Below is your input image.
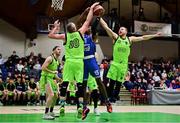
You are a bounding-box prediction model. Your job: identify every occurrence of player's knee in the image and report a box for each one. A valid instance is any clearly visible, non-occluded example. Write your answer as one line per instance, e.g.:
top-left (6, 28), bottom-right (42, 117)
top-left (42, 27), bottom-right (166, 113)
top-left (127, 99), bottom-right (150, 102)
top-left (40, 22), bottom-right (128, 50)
top-left (91, 89), bottom-right (99, 99)
top-left (49, 92), bottom-right (54, 97)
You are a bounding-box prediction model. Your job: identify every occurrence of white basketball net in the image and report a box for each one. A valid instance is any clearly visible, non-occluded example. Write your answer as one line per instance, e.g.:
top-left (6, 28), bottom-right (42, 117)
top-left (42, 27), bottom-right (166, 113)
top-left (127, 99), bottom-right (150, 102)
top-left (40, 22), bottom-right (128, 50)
top-left (51, 0), bottom-right (64, 11)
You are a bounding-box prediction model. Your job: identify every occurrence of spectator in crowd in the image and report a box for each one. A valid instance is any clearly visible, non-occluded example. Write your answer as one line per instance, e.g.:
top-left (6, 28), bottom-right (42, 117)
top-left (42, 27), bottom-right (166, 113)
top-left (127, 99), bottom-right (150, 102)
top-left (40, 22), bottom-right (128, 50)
top-left (27, 52), bottom-right (35, 61)
top-left (27, 77), bottom-right (39, 105)
top-left (5, 77), bottom-right (17, 104)
top-left (138, 8), bottom-right (146, 21)
top-left (15, 76), bottom-right (27, 104)
top-left (8, 51), bottom-right (19, 64)
top-left (37, 53), bottom-right (45, 65)
top-left (33, 60), bottom-right (42, 80)
top-left (123, 71), bottom-right (134, 91)
top-left (23, 62), bottom-right (30, 75)
top-left (0, 54), bottom-right (5, 67)
top-left (162, 12), bottom-right (171, 23)
top-left (16, 59), bottom-right (24, 72)
top-left (160, 79), bottom-right (168, 90)
top-left (0, 77), bottom-right (6, 104)
top-left (152, 72), bottom-right (161, 87)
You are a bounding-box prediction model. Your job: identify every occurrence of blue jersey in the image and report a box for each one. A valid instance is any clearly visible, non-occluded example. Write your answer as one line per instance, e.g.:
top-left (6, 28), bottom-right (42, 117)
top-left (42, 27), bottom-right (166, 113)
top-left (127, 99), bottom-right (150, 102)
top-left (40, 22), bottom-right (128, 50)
top-left (84, 34), bottom-right (96, 56)
top-left (83, 34), bottom-right (100, 80)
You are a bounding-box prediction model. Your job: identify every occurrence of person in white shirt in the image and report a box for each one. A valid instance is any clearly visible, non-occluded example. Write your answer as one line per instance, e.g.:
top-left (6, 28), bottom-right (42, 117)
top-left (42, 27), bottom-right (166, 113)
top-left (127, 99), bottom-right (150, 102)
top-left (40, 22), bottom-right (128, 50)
top-left (153, 72), bottom-right (161, 87)
top-left (0, 54), bottom-right (5, 66)
top-left (16, 60), bottom-right (24, 72)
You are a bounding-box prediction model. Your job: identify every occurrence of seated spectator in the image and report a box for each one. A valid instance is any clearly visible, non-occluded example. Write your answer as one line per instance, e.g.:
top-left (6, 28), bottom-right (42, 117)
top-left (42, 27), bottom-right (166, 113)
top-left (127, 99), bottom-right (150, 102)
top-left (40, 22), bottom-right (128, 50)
top-left (15, 76), bottom-right (27, 104)
top-left (123, 71), bottom-right (135, 91)
top-left (0, 53), bottom-right (5, 67)
top-left (5, 77), bottom-right (17, 104)
top-left (169, 80), bottom-right (177, 89)
top-left (8, 51), bottom-right (19, 64)
top-left (152, 72), bottom-right (161, 87)
top-left (161, 70), bottom-right (167, 80)
top-left (37, 53), bottom-right (45, 65)
top-left (16, 59), bottom-right (24, 72)
top-left (160, 80), bottom-right (168, 90)
top-left (33, 60), bottom-right (42, 80)
top-left (27, 77), bottom-right (40, 105)
top-left (23, 62), bottom-right (30, 75)
top-left (0, 77), bottom-right (7, 104)
top-left (147, 79), bottom-right (155, 90)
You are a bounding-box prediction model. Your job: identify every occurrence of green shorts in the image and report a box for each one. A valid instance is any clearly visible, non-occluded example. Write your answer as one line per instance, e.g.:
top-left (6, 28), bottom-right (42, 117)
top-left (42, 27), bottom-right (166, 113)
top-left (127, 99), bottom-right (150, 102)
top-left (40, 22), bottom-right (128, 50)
top-left (8, 91), bottom-right (13, 96)
top-left (87, 74), bottom-right (98, 91)
top-left (107, 61), bottom-right (128, 82)
top-left (63, 59), bottom-right (84, 83)
top-left (40, 75), bottom-right (58, 93)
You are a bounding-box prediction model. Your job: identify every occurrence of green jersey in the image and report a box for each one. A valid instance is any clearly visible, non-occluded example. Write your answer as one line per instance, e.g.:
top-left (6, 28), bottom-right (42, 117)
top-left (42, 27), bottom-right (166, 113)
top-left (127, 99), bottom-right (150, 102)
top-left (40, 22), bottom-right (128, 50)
top-left (41, 55), bottom-right (59, 77)
top-left (65, 31), bottom-right (84, 59)
top-left (113, 36), bottom-right (131, 64)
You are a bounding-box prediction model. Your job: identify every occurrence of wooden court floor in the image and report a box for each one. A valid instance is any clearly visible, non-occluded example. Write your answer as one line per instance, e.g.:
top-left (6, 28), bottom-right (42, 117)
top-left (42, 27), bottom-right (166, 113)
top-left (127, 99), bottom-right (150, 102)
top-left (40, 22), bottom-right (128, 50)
top-left (0, 105), bottom-right (180, 123)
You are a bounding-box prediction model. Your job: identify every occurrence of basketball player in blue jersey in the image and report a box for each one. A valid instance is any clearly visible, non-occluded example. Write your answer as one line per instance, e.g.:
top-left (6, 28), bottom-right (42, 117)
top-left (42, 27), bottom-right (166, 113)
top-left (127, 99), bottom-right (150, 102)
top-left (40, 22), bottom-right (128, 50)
top-left (76, 10), bottom-right (112, 120)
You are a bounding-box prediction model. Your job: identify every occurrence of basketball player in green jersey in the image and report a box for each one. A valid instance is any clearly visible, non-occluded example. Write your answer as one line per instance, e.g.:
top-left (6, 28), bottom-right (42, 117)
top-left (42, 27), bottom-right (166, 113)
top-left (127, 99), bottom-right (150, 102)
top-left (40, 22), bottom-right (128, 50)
top-left (40, 46), bottom-right (62, 120)
top-left (48, 2), bottom-right (100, 120)
top-left (99, 17), bottom-right (162, 102)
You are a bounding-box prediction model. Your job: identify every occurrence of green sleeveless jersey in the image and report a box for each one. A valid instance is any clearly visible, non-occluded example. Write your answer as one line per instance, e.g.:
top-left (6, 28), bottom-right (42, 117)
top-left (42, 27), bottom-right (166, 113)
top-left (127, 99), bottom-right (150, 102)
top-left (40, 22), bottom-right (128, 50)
top-left (41, 55), bottom-right (59, 77)
top-left (65, 32), bottom-right (84, 59)
top-left (113, 36), bottom-right (131, 64)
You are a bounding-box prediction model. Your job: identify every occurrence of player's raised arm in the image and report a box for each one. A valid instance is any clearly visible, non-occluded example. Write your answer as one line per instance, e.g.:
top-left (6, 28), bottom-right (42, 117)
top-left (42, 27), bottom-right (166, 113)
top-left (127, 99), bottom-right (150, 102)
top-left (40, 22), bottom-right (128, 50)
top-left (129, 32), bottom-right (162, 42)
top-left (76, 7), bottom-right (90, 30)
top-left (99, 18), bottom-right (118, 43)
top-left (79, 2), bottom-right (99, 35)
top-left (48, 20), bottom-right (66, 43)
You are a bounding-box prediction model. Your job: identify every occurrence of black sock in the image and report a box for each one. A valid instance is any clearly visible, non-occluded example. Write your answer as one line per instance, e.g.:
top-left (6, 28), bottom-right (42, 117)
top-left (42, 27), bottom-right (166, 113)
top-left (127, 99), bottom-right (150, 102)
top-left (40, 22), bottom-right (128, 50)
top-left (83, 102), bottom-right (87, 109)
top-left (50, 107), bottom-right (54, 112)
top-left (75, 97), bottom-right (80, 109)
top-left (45, 108), bottom-right (49, 114)
top-left (91, 90), bottom-right (99, 109)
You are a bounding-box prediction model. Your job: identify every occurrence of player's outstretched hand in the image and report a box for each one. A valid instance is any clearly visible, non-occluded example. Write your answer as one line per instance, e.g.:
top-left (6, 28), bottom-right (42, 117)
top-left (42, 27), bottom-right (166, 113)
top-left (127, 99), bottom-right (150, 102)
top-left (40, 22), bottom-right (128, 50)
top-left (90, 2), bottom-right (100, 9)
top-left (155, 32), bottom-right (162, 37)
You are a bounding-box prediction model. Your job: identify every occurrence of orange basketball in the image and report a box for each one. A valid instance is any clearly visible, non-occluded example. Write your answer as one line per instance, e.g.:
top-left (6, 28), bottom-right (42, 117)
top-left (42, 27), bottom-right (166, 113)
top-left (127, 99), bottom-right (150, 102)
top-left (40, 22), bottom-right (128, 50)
top-left (93, 5), bottom-right (105, 16)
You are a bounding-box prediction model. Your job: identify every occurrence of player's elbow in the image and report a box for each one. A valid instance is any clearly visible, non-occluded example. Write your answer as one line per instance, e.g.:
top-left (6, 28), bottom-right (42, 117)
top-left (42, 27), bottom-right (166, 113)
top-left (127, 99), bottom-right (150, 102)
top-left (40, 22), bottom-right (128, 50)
top-left (41, 66), bottom-right (46, 71)
top-left (48, 33), bottom-right (54, 38)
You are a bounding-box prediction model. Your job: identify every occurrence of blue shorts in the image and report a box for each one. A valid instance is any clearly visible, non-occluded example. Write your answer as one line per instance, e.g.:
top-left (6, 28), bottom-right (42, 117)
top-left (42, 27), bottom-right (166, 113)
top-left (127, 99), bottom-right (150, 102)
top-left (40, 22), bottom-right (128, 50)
top-left (84, 57), bottom-right (100, 80)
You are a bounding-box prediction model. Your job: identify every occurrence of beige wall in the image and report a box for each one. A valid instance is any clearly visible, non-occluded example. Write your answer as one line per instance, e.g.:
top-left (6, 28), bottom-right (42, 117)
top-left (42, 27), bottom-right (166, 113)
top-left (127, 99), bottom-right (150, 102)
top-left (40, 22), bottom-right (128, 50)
top-left (25, 34), bottom-right (64, 59)
top-left (0, 19), bottom-right (26, 58)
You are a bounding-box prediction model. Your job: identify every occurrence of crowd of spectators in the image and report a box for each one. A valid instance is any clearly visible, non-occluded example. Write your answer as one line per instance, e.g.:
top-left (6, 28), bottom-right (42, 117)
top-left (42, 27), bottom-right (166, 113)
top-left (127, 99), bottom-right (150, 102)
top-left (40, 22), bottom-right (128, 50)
top-left (100, 57), bottom-right (180, 92)
top-left (0, 51), bottom-right (45, 105)
top-left (100, 57), bottom-right (180, 103)
top-left (0, 51), bottom-right (180, 105)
